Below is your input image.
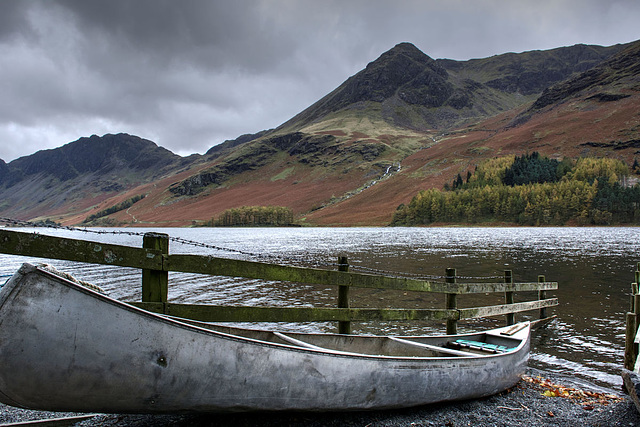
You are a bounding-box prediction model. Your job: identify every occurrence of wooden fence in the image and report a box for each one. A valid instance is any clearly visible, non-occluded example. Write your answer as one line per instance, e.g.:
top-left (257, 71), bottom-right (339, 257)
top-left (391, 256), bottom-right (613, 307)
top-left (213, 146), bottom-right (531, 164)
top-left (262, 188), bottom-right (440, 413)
top-left (623, 263), bottom-right (640, 414)
top-left (625, 263), bottom-right (640, 371)
top-left (0, 229), bottom-right (558, 334)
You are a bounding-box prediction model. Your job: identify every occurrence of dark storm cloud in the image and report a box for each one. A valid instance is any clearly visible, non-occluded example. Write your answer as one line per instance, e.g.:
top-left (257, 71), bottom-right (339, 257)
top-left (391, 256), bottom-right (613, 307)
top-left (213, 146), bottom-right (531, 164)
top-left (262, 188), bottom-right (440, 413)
top-left (1, 0), bottom-right (639, 162)
top-left (57, 1), bottom-right (294, 73)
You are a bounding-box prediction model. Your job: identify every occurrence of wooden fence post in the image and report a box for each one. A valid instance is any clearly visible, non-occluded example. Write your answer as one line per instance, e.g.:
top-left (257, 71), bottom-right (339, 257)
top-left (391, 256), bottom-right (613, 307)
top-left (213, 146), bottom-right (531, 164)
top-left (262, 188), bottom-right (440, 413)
top-left (625, 263), bottom-right (640, 371)
top-left (504, 270), bottom-right (514, 326)
top-left (538, 275), bottom-right (547, 319)
top-left (634, 264), bottom-right (640, 364)
top-left (445, 268), bottom-right (457, 335)
top-left (142, 232), bottom-right (169, 305)
top-left (634, 291), bottom-right (640, 371)
top-left (337, 256), bottom-right (351, 334)
top-left (634, 263), bottom-right (640, 312)
top-left (625, 311), bottom-right (638, 371)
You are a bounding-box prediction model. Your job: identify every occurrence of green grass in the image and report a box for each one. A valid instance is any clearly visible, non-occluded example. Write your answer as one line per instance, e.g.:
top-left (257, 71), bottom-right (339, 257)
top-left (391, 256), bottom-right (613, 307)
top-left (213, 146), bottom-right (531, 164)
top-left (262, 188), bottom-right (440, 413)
top-left (271, 167), bottom-right (295, 181)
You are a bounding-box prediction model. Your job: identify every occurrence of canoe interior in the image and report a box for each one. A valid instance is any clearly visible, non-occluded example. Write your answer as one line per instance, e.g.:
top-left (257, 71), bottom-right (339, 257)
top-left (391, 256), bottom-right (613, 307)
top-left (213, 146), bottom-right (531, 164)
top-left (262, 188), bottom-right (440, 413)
top-left (171, 318), bottom-right (526, 358)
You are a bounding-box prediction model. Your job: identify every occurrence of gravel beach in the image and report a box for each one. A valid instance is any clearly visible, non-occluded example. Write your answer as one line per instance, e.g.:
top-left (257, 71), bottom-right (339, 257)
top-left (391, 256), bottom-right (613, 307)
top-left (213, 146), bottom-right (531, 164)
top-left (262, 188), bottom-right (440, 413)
top-left (1, 369), bottom-right (639, 427)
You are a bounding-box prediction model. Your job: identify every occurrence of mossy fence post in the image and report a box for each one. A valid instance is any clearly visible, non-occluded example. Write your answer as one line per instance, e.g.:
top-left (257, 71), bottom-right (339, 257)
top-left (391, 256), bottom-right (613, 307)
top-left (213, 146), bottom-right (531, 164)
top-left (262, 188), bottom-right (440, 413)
top-left (538, 275), bottom-right (547, 319)
top-left (445, 268), bottom-right (457, 334)
top-left (337, 256), bottom-right (351, 334)
top-left (141, 232), bottom-right (169, 304)
top-left (504, 270), bottom-right (514, 326)
top-left (625, 263), bottom-right (640, 371)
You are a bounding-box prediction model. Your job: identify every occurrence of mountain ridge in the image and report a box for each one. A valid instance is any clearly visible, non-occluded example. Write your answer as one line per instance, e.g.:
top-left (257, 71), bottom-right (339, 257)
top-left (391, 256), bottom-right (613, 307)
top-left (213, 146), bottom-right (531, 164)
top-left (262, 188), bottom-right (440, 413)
top-left (276, 41), bottom-right (627, 135)
top-left (1, 40), bottom-right (639, 226)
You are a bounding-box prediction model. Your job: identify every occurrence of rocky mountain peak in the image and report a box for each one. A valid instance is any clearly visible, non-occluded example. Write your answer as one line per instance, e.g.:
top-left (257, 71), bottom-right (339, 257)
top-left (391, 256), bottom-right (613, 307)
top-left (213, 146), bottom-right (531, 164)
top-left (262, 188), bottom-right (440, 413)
top-left (1, 133), bottom-right (181, 185)
top-left (343, 41), bottom-right (448, 105)
top-left (375, 42), bottom-right (438, 68)
top-left (278, 42), bottom-right (454, 130)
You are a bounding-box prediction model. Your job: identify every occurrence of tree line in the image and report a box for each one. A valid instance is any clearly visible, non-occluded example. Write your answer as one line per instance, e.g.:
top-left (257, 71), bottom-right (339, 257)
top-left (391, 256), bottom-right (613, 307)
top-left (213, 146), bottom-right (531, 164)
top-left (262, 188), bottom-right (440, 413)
top-left (392, 154), bottom-right (640, 226)
top-left (83, 194), bottom-right (146, 224)
top-left (210, 206), bottom-right (295, 227)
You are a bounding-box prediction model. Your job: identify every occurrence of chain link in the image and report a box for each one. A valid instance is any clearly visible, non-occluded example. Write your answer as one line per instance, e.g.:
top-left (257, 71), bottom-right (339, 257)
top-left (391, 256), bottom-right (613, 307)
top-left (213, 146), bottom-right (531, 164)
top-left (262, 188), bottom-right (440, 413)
top-left (0, 217), bottom-right (286, 262)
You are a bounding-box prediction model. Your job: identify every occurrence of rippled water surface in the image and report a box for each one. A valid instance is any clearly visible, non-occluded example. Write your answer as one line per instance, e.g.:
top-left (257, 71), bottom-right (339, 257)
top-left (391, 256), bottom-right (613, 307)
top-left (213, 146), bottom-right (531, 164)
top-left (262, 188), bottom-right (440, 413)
top-left (2, 226), bottom-right (639, 392)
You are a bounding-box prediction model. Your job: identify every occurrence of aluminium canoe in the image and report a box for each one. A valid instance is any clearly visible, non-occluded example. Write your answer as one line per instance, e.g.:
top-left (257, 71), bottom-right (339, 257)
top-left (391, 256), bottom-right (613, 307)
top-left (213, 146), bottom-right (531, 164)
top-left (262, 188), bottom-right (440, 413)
top-left (0, 263), bottom-right (530, 413)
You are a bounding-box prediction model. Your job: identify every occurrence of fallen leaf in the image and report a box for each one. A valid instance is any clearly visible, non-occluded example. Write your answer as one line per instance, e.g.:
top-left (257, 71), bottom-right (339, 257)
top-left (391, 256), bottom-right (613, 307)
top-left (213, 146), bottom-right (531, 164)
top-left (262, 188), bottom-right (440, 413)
top-left (521, 375), bottom-right (624, 406)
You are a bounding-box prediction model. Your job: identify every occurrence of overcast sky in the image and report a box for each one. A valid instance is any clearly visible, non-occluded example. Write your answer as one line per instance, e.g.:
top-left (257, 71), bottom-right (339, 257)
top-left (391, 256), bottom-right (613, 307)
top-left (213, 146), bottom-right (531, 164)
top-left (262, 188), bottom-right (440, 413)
top-left (1, 0), bottom-right (639, 162)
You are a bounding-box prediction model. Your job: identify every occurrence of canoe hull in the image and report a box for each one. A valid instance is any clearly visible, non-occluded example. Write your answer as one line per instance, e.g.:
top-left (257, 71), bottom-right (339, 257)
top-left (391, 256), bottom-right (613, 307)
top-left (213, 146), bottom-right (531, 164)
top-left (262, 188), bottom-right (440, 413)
top-left (0, 264), bottom-right (529, 413)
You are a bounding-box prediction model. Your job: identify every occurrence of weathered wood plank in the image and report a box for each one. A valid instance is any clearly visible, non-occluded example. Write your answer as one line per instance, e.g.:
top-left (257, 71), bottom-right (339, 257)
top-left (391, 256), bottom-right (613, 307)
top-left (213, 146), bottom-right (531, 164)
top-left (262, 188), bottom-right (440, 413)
top-left (626, 312), bottom-right (639, 370)
top-left (0, 229), bottom-right (163, 270)
top-left (165, 254), bottom-right (557, 294)
top-left (165, 254), bottom-right (460, 293)
top-left (504, 270), bottom-right (515, 326)
top-left (455, 282), bottom-right (558, 292)
top-left (538, 275), bottom-right (547, 319)
top-left (141, 233), bottom-right (169, 303)
top-left (337, 256), bottom-right (351, 334)
top-left (458, 298), bottom-right (558, 319)
top-left (445, 268), bottom-right (457, 334)
top-left (129, 302), bottom-right (458, 323)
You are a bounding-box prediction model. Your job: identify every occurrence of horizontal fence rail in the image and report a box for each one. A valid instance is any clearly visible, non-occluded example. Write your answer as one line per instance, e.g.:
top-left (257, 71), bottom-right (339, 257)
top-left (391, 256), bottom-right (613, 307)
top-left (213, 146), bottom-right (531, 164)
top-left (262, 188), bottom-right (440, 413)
top-left (130, 303), bottom-right (459, 323)
top-left (0, 229), bottom-right (558, 333)
top-left (129, 299), bottom-right (558, 324)
top-left (0, 229), bottom-right (164, 270)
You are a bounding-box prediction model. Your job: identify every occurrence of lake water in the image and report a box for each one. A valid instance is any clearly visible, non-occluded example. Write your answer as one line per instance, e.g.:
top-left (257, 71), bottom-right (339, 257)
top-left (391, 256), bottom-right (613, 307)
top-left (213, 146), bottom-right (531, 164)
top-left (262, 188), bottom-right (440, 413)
top-left (2, 226), bottom-right (639, 393)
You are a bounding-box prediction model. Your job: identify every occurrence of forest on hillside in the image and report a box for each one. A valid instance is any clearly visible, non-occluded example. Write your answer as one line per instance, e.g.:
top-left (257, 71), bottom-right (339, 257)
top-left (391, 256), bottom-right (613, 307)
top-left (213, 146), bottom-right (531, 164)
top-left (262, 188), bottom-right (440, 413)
top-left (83, 194), bottom-right (146, 224)
top-left (392, 153), bottom-right (640, 226)
top-left (210, 206), bottom-right (294, 227)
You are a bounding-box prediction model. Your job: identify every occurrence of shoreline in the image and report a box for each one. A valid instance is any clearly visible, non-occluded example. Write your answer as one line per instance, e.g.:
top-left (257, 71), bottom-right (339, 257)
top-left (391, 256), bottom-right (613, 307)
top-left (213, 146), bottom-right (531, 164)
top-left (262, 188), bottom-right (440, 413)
top-left (2, 369), bottom-right (639, 426)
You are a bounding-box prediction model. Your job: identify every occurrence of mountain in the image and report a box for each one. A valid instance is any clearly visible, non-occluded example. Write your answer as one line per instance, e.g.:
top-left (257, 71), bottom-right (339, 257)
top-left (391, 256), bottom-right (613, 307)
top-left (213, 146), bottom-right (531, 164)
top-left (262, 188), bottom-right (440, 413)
top-left (277, 42), bottom-right (625, 133)
top-left (0, 134), bottom-right (185, 221)
top-left (1, 40), bottom-right (639, 226)
top-left (3, 133), bottom-right (180, 185)
top-left (487, 40), bottom-right (640, 155)
top-left (528, 41), bottom-right (640, 113)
